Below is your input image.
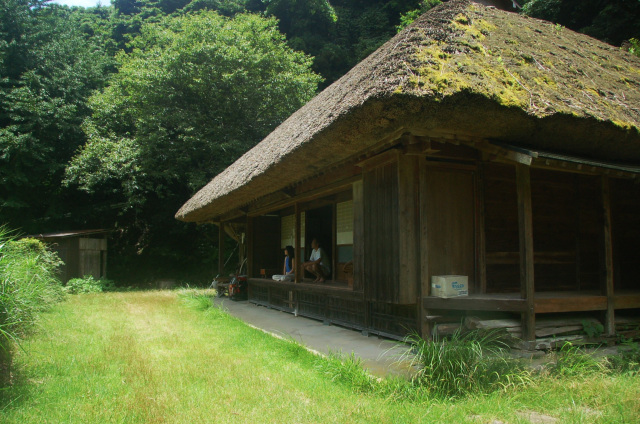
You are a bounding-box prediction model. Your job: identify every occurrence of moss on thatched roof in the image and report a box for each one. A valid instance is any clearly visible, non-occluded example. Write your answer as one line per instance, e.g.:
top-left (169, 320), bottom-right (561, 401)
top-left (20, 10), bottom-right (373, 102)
top-left (177, 0), bottom-right (640, 223)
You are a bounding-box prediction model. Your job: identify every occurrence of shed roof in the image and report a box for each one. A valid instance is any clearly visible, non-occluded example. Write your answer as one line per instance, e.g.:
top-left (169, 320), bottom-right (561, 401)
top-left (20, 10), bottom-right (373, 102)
top-left (177, 0), bottom-right (640, 223)
top-left (29, 229), bottom-right (109, 240)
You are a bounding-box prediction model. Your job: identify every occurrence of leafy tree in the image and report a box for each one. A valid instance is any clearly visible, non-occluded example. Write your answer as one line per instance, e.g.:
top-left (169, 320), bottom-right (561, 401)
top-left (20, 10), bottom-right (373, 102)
top-left (520, 0), bottom-right (640, 46)
top-left (0, 0), bottom-right (112, 231)
top-left (261, 0), bottom-right (423, 87)
top-left (64, 11), bottom-right (321, 279)
top-left (397, 0), bottom-right (441, 31)
top-left (630, 38), bottom-right (640, 57)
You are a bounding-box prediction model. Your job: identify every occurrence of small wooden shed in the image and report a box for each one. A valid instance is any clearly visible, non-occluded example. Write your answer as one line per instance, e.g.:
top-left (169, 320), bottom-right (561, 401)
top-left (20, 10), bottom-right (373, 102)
top-left (176, 1), bottom-right (640, 346)
top-left (33, 229), bottom-right (109, 283)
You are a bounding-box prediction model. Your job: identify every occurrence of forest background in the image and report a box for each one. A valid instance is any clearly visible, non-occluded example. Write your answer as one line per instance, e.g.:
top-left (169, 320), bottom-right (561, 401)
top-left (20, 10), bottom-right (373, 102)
top-left (1, 0), bottom-right (639, 284)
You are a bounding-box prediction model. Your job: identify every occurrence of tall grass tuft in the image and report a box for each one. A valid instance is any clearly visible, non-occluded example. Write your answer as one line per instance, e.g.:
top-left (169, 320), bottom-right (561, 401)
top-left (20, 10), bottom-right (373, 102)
top-left (547, 342), bottom-right (607, 377)
top-left (405, 328), bottom-right (532, 399)
top-left (0, 228), bottom-right (65, 386)
top-left (606, 339), bottom-right (640, 375)
top-left (315, 351), bottom-right (378, 394)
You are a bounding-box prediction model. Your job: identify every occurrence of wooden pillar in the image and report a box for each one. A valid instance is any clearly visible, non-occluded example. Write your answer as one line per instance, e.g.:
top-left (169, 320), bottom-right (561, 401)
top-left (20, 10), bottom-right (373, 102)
top-left (601, 176), bottom-right (615, 336)
top-left (246, 217), bottom-right (254, 278)
top-left (476, 163), bottom-right (487, 294)
top-left (516, 164), bottom-right (535, 342)
top-left (332, 203), bottom-right (337, 281)
top-left (218, 221), bottom-right (225, 276)
top-left (352, 179), bottom-right (368, 333)
top-left (352, 180), bottom-right (364, 292)
top-left (419, 160), bottom-right (432, 338)
top-left (295, 203), bottom-right (301, 284)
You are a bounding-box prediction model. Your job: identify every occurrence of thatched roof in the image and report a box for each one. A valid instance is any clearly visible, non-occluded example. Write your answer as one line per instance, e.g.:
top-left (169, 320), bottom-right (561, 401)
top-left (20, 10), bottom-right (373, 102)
top-left (177, 0), bottom-right (640, 223)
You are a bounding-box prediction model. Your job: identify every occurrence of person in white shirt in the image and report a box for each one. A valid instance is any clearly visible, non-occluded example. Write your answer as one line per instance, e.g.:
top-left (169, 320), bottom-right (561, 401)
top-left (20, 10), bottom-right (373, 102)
top-left (303, 238), bottom-right (330, 283)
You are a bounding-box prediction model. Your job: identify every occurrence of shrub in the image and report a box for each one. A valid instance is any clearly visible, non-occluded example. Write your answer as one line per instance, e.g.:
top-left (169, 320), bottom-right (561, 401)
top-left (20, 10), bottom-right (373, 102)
top-left (64, 275), bottom-right (115, 294)
top-left (405, 328), bottom-right (532, 398)
top-left (0, 229), bottom-right (65, 385)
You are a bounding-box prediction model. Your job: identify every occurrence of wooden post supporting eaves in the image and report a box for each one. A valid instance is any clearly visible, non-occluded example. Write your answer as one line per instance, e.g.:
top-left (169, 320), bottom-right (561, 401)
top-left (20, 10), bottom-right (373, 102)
top-left (247, 217), bottom-right (254, 278)
top-left (419, 160), bottom-right (432, 339)
top-left (476, 163), bottom-right (487, 294)
top-left (295, 203), bottom-right (301, 284)
top-left (218, 221), bottom-right (225, 276)
top-left (516, 164), bottom-right (535, 342)
top-left (601, 176), bottom-right (615, 336)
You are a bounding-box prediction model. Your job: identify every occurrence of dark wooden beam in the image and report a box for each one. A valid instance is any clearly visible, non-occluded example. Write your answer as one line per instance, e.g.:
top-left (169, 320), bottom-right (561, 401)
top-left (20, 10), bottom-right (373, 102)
top-left (419, 159), bottom-right (432, 338)
top-left (295, 203), bottom-right (301, 284)
top-left (332, 202), bottom-right (337, 281)
top-left (218, 221), bottom-right (225, 276)
top-left (423, 296), bottom-right (527, 312)
top-left (402, 137), bottom-right (441, 156)
top-left (476, 163), bottom-right (487, 294)
top-left (614, 293), bottom-right (640, 309)
top-left (534, 296), bottom-right (607, 313)
top-left (246, 217), bottom-right (254, 278)
top-left (248, 175), bottom-right (359, 217)
top-left (356, 148), bottom-right (400, 171)
top-left (352, 180), bottom-right (364, 292)
top-left (516, 164), bottom-right (535, 342)
top-left (601, 176), bottom-right (615, 335)
top-left (280, 187), bottom-right (296, 198)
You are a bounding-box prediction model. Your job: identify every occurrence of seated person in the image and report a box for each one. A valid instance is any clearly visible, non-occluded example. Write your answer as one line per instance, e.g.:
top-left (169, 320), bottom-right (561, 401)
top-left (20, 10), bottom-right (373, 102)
top-left (283, 245), bottom-right (295, 277)
top-left (303, 238), bottom-right (330, 283)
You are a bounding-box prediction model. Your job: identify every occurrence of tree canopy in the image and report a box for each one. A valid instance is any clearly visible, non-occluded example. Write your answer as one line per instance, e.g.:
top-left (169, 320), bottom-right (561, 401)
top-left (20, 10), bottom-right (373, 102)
top-left (65, 11), bottom-right (321, 202)
top-left (0, 0), bottom-right (113, 227)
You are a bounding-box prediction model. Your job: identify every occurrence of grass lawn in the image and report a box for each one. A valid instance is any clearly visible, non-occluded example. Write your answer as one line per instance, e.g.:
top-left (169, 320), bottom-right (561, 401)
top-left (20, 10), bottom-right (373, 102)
top-left (1, 290), bottom-right (639, 423)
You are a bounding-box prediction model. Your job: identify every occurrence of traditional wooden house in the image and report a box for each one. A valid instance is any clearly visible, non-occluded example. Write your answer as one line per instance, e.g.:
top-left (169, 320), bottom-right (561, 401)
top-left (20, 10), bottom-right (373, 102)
top-left (177, 0), bottom-right (640, 346)
top-left (32, 229), bottom-right (109, 284)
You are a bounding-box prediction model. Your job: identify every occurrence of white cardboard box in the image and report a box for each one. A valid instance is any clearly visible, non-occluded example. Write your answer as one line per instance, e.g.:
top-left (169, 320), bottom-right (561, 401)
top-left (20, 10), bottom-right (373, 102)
top-left (431, 275), bottom-right (468, 298)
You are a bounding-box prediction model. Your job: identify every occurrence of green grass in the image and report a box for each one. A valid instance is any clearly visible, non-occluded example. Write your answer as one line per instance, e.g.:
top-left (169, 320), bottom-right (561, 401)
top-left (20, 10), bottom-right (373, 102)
top-left (405, 328), bottom-right (533, 399)
top-left (0, 229), bottom-right (65, 385)
top-left (1, 289), bottom-right (639, 423)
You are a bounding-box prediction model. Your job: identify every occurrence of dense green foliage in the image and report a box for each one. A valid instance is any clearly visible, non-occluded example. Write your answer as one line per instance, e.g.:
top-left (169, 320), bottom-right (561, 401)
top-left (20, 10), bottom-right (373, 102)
top-left (65, 12), bottom-right (320, 202)
top-left (64, 275), bottom-right (116, 294)
top-left (0, 229), bottom-right (65, 384)
top-left (1, 0), bottom-right (638, 282)
top-left (520, 0), bottom-right (640, 46)
top-left (0, 0), bottom-right (113, 228)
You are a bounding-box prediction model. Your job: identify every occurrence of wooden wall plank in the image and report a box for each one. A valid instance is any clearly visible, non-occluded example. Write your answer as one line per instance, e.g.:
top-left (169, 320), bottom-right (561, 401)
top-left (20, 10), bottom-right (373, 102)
top-left (251, 216), bottom-right (281, 279)
top-left (424, 296), bottom-right (527, 312)
top-left (534, 296), bottom-right (607, 313)
top-left (363, 161), bottom-right (400, 303)
top-left (397, 154), bottom-right (420, 304)
top-left (79, 238), bottom-right (107, 251)
top-left (424, 166), bottom-right (476, 284)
